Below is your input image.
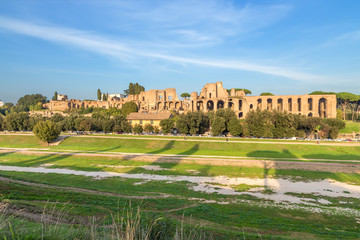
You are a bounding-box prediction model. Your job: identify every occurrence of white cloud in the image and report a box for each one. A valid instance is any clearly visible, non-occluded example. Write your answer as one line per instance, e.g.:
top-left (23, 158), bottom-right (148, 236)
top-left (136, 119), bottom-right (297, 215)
top-left (324, 30), bottom-right (360, 46)
top-left (0, 16), bottom-right (324, 82)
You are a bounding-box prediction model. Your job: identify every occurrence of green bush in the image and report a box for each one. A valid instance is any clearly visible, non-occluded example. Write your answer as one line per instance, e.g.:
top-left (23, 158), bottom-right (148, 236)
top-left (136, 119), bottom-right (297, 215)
top-left (33, 120), bottom-right (61, 144)
top-left (133, 124), bottom-right (143, 134)
top-left (160, 118), bottom-right (175, 133)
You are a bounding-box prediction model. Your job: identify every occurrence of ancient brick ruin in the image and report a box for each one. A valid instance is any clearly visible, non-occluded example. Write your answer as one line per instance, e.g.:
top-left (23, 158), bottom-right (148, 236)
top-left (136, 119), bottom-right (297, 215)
top-left (44, 82), bottom-right (336, 118)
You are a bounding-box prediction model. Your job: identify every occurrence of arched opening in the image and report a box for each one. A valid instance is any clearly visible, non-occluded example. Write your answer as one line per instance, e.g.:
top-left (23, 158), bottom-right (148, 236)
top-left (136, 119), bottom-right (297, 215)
top-left (250, 104), bottom-right (253, 109)
top-left (197, 101), bottom-right (204, 111)
top-left (308, 112), bottom-right (313, 117)
top-left (239, 112), bottom-right (243, 118)
top-left (158, 102), bottom-right (163, 110)
top-left (257, 99), bottom-right (262, 110)
top-left (297, 98), bottom-right (301, 111)
top-left (217, 100), bottom-right (224, 109)
top-left (209, 93), bottom-right (212, 98)
top-left (239, 100), bottom-right (243, 110)
top-left (228, 102), bottom-right (234, 109)
top-left (319, 98), bottom-right (327, 118)
top-left (267, 99), bottom-right (273, 110)
top-left (175, 102), bottom-right (180, 109)
top-left (207, 100), bottom-right (214, 110)
top-left (308, 98), bottom-right (313, 111)
top-left (169, 102), bottom-right (173, 109)
top-left (277, 98), bottom-right (283, 111)
top-left (288, 98), bottom-right (292, 111)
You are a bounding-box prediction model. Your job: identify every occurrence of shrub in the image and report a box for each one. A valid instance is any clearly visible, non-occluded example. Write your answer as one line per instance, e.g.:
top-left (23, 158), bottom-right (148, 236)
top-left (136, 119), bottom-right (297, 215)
top-left (133, 124), bottom-right (143, 134)
top-left (176, 112), bottom-right (209, 135)
top-left (211, 116), bottom-right (226, 136)
top-left (228, 118), bottom-right (242, 136)
top-left (144, 123), bottom-right (154, 133)
top-left (121, 102), bottom-right (138, 116)
top-left (33, 120), bottom-right (61, 144)
top-left (160, 118), bottom-right (175, 133)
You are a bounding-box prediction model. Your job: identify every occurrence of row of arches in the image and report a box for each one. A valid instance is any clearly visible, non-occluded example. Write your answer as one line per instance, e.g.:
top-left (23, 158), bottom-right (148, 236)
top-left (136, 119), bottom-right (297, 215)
top-left (158, 101), bottom-right (182, 111)
top-left (256, 97), bottom-right (327, 116)
top-left (197, 100), bottom-right (225, 111)
top-left (193, 97), bottom-right (329, 118)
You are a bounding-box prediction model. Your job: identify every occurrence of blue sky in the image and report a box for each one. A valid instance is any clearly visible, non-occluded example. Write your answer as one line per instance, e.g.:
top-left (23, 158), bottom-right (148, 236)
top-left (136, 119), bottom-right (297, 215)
top-left (0, 0), bottom-right (359, 103)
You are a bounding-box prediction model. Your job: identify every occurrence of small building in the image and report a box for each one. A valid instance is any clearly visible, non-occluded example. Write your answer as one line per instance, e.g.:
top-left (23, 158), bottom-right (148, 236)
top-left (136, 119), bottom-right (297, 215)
top-left (108, 94), bottom-right (125, 99)
top-left (126, 112), bottom-right (173, 129)
top-left (57, 94), bottom-right (68, 101)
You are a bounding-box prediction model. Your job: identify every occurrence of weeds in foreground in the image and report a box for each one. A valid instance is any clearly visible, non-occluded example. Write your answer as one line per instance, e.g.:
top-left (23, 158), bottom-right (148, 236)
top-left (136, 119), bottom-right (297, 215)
top-left (0, 201), bottom-right (210, 240)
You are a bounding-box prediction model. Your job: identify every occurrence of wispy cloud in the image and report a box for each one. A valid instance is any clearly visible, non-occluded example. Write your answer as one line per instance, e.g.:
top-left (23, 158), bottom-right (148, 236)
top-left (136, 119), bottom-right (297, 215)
top-left (324, 30), bottom-right (360, 46)
top-left (170, 29), bottom-right (215, 42)
top-left (0, 16), bottom-right (324, 82)
top-left (93, 1), bottom-right (292, 47)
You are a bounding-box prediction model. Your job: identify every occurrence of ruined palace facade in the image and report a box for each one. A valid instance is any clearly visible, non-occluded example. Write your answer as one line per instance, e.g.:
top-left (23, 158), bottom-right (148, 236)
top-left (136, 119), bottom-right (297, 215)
top-left (44, 82), bottom-right (337, 119)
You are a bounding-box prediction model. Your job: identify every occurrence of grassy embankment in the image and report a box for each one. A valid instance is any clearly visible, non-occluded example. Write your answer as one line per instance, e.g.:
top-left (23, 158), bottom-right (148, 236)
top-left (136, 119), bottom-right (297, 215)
top-left (0, 135), bottom-right (360, 160)
top-left (0, 152), bottom-right (359, 184)
top-left (340, 121), bottom-right (360, 133)
top-left (1, 170), bottom-right (360, 239)
top-left (1, 134), bottom-right (360, 239)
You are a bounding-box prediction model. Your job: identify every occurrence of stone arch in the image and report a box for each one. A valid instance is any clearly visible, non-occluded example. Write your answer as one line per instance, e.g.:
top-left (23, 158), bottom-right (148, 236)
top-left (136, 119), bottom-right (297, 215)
top-left (207, 100), bottom-right (214, 111)
top-left (267, 99), bottom-right (273, 110)
top-left (175, 102), bottom-right (180, 109)
top-left (239, 112), bottom-right (243, 118)
top-left (308, 112), bottom-right (313, 117)
top-left (257, 99), bottom-right (262, 110)
top-left (297, 98), bottom-right (301, 111)
top-left (277, 98), bottom-right (283, 111)
top-left (288, 98), bottom-right (292, 111)
top-left (217, 100), bottom-right (224, 109)
top-left (197, 101), bottom-right (204, 111)
top-left (308, 98), bottom-right (313, 111)
top-left (228, 101), bottom-right (234, 109)
top-left (169, 102), bottom-right (173, 109)
top-left (250, 104), bottom-right (254, 109)
top-left (319, 98), bottom-right (327, 118)
top-left (239, 100), bottom-right (243, 111)
top-left (158, 102), bottom-right (164, 110)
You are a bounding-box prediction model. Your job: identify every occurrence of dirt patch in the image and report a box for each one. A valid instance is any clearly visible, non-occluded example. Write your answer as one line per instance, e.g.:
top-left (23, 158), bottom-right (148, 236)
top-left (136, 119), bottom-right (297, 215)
top-left (49, 136), bottom-right (69, 146)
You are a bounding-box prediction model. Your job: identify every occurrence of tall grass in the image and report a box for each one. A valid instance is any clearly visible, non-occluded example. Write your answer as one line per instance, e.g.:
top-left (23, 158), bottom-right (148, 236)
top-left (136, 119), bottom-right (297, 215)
top-left (0, 202), bottom-right (211, 240)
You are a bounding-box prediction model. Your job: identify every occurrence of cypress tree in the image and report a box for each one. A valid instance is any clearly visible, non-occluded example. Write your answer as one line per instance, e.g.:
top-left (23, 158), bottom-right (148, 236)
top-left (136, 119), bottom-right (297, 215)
top-left (97, 89), bottom-right (102, 101)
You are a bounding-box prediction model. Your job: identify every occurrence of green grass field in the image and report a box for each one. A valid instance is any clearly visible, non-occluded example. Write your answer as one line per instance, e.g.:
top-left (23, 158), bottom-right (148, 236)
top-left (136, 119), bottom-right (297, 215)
top-left (340, 121), bottom-right (360, 133)
top-left (1, 134), bottom-right (360, 239)
top-left (0, 135), bottom-right (359, 160)
top-left (1, 152), bottom-right (359, 184)
top-left (1, 170), bottom-right (360, 240)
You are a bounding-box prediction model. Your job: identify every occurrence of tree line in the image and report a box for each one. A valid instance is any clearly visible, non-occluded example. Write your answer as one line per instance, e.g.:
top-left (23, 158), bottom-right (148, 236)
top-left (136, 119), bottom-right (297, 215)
top-left (157, 109), bottom-right (344, 139)
top-left (0, 107), bottom-right (346, 140)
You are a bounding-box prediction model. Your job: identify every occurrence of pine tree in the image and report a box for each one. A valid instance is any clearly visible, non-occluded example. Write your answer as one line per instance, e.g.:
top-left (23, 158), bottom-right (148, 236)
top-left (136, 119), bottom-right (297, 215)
top-left (97, 89), bottom-right (102, 101)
